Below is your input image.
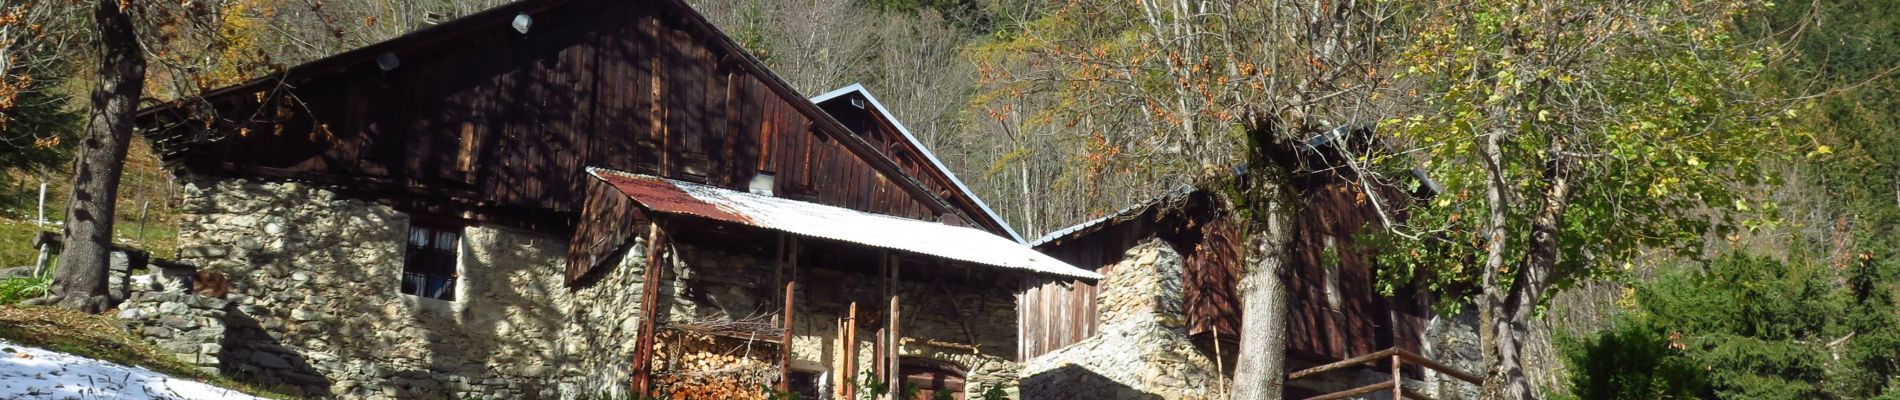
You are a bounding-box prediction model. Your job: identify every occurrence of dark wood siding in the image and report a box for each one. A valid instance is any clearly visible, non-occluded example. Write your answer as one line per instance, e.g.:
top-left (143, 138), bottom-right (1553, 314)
top-left (144, 0), bottom-right (964, 264)
top-left (816, 94), bottom-right (1003, 233)
top-left (1023, 185), bottom-right (1430, 363)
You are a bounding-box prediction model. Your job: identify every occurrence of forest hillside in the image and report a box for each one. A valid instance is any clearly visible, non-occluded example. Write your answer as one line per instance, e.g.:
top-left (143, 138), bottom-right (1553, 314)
top-left (1, 0), bottom-right (1895, 399)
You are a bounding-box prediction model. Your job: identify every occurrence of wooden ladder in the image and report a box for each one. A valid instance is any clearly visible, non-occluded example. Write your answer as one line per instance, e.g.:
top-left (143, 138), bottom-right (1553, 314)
top-left (1284, 347), bottom-right (1482, 400)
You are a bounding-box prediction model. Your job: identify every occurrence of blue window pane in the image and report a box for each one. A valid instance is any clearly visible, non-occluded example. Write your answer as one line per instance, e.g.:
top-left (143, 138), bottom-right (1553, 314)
top-left (425, 277), bottom-right (455, 300)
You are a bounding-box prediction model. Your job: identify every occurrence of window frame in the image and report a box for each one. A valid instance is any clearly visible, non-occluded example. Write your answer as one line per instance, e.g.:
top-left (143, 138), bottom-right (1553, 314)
top-left (400, 220), bottom-right (463, 301)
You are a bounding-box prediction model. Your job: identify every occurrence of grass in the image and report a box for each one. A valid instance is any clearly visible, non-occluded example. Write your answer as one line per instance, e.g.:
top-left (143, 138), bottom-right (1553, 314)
top-left (2, 138), bottom-right (183, 267)
top-left (0, 218), bottom-right (47, 270)
top-left (0, 305), bottom-right (301, 399)
top-left (0, 217), bottom-right (178, 269)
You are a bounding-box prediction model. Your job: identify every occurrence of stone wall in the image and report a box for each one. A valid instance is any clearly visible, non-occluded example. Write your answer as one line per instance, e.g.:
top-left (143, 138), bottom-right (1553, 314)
top-left (1021, 240), bottom-right (1225, 400)
top-left (118, 291), bottom-right (228, 373)
top-left (163, 177), bottom-right (1033, 399)
top-left (176, 179), bottom-right (572, 399)
top-left (1419, 307), bottom-right (1482, 400)
top-left (657, 242), bottom-right (1024, 399)
top-left (556, 235), bottom-right (652, 399)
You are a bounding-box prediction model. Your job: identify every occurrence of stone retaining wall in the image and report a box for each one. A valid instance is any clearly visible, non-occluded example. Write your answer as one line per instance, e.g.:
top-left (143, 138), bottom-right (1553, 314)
top-left (118, 291), bottom-right (228, 373)
top-left (1021, 240), bottom-right (1224, 400)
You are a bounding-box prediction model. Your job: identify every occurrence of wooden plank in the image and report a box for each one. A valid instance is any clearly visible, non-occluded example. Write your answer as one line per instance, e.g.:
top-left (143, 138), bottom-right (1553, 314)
top-left (778, 277), bottom-right (796, 390)
top-left (888, 254), bottom-right (901, 400)
top-left (1301, 381), bottom-right (1394, 400)
top-left (1285, 348), bottom-right (1399, 382)
top-left (844, 301), bottom-right (858, 400)
top-left (1391, 354), bottom-right (1402, 400)
top-left (1394, 348), bottom-right (1482, 384)
top-left (629, 225), bottom-right (667, 397)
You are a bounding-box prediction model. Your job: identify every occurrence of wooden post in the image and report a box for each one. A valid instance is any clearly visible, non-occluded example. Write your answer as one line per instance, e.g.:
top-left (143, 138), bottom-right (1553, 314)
top-left (1213, 328), bottom-right (1227, 395)
top-left (779, 278), bottom-right (797, 390)
top-left (137, 201), bottom-right (148, 244)
top-left (779, 237), bottom-right (798, 391)
top-left (629, 225), bottom-right (667, 398)
top-left (35, 181), bottom-right (47, 227)
top-left (31, 242), bottom-right (50, 277)
top-left (1391, 353), bottom-right (1402, 400)
top-left (887, 254), bottom-right (901, 400)
top-left (873, 327), bottom-right (886, 398)
top-left (844, 301), bottom-right (858, 400)
top-left (835, 316), bottom-right (845, 400)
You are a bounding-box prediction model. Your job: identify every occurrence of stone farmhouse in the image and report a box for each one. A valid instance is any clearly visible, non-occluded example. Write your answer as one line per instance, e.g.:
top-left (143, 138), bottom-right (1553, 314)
top-left (121, 0), bottom-right (1479, 398)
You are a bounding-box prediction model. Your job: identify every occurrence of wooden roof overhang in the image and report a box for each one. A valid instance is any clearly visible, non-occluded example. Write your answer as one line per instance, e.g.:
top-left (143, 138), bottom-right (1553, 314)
top-left (585, 168), bottom-right (1098, 281)
top-left (131, 0), bottom-right (1004, 241)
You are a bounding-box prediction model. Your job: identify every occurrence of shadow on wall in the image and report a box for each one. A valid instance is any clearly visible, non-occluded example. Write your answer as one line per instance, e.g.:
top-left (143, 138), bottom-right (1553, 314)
top-left (221, 308), bottom-right (332, 396)
top-left (1020, 364), bottom-right (1162, 400)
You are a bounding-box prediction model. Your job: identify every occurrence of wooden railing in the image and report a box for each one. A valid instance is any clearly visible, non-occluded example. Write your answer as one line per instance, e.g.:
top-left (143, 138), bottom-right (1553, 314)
top-left (1285, 347), bottom-right (1482, 400)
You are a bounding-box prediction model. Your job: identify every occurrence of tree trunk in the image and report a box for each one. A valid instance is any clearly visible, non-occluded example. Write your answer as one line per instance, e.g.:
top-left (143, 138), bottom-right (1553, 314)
top-left (1495, 138), bottom-right (1574, 400)
top-left (1477, 123), bottom-right (1513, 399)
top-left (46, 0), bottom-right (144, 313)
top-left (1232, 180), bottom-right (1292, 400)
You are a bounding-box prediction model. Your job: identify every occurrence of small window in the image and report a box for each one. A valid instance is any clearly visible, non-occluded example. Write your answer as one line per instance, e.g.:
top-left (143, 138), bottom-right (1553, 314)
top-left (786, 370), bottom-right (824, 400)
top-left (901, 358), bottom-right (966, 400)
top-left (402, 223), bottom-right (461, 301)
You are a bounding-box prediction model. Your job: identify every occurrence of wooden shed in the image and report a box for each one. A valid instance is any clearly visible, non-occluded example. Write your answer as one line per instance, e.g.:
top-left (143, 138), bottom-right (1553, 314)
top-left (1021, 166), bottom-right (1436, 367)
top-left (133, 0), bottom-right (1024, 285)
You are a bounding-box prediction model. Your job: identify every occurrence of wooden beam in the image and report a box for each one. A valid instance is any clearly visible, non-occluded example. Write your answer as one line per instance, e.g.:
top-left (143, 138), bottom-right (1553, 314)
top-left (932, 283), bottom-right (981, 348)
top-left (1394, 348), bottom-right (1483, 385)
top-left (1391, 353), bottom-right (1402, 400)
top-left (1286, 348), bottom-right (1399, 382)
top-left (1301, 381), bottom-right (1394, 400)
top-left (873, 327), bottom-right (886, 397)
top-left (778, 237), bottom-right (799, 391)
top-left (888, 254), bottom-right (901, 400)
top-left (778, 278), bottom-right (796, 390)
top-left (629, 224), bottom-right (667, 397)
top-left (876, 251), bottom-right (890, 398)
top-left (844, 301), bottom-right (857, 400)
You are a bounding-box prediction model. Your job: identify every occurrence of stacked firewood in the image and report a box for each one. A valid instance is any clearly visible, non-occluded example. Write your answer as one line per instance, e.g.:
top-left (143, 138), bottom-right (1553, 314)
top-left (652, 329), bottom-right (781, 399)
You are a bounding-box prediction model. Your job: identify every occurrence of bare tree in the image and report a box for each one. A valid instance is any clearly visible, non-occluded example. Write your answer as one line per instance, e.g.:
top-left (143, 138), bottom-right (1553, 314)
top-left (39, 0), bottom-right (145, 312)
top-left (974, 1), bottom-right (1399, 398)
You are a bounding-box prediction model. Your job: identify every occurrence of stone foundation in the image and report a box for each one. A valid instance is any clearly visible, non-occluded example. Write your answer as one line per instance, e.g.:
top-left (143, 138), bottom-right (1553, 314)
top-left (175, 179), bottom-right (571, 398)
top-left (118, 291), bottom-right (228, 373)
top-left (1021, 240), bottom-right (1225, 400)
top-left (154, 178), bottom-right (1029, 399)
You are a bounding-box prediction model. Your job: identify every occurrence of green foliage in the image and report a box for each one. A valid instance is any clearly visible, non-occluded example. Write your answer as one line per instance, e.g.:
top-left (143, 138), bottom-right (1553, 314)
top-left (763, 384), bottom-right (802, 400)
top-left (856, 371), bottom-right (922, 400)
top-left (0, 274), bottom-right (51, 305)
top-left (0, 40), bottom-right (81, 211)
top-left (1559, 322), bottom-right (1709, 399)
top-left (978, 384), bottom-right (1010, 400)
top-left (1561, 253), bottom-right (1899, 399)
top-left (1373, 0), bottom-right (1799, 311)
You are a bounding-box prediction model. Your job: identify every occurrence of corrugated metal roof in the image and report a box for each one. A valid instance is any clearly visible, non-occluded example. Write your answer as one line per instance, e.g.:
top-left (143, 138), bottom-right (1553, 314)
top-left (1029, 185), bottom-right (1200, 247)
top-left (810, 84), bottom-right (1028, 244)
top-left (588, 168), bottom-right (1100, 280)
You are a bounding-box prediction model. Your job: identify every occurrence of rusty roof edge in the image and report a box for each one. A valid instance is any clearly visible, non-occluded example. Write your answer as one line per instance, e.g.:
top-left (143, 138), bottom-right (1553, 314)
top-left (586, 167), bottom-right (1101, 281)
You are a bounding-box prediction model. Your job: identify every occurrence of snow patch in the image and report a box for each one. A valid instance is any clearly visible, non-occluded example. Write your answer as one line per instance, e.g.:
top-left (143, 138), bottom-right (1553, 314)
top-left (0, 339), bottom-right (267, 399)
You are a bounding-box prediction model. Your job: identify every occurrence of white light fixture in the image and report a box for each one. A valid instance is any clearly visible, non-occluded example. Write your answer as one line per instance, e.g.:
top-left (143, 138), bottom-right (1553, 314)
top-left (749, 172), bottom-right (776, 196)
top-left (512, 13), bottom-right (533, 34)
top-left (375, 52), bottom-right (400, 71)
